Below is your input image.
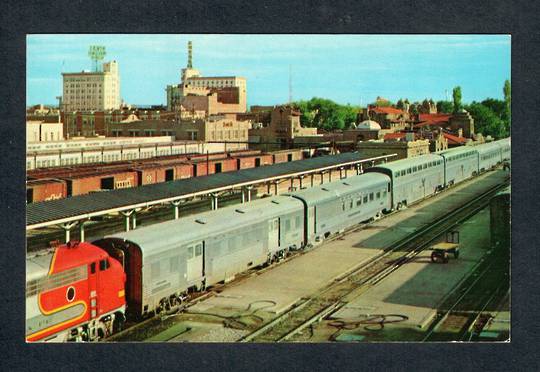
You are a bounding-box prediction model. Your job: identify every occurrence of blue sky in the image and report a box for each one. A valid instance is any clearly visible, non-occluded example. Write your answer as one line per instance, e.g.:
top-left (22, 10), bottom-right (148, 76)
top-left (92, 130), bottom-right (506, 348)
top-left (27, 34), bottom-right (510, 107)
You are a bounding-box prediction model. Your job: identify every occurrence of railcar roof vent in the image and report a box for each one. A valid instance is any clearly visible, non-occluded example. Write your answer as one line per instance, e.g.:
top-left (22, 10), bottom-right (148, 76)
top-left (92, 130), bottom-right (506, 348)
top-left (235, 209), bottom-right (245, 213)
top-left (342, 182), bottom-right (350, 186)
top-left (195, 219), bottom-right (206, 224)
top-left (321, 187), bottom-right (330, 191)
top-left (271, 200), bottom-right (280, 204)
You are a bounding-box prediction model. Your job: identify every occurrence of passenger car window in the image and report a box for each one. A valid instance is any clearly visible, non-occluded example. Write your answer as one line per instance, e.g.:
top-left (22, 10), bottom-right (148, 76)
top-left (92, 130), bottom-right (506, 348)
top-left (195, 244), bottom-right (202, 256)
top-left (376, 191), bottom-right (381, 199)
top-left (369, 193), bottom-right (374, 201)
top-left (363, 196), bottom-right (368, 203)
top-left (187, 246), bottom-right (194, 259)
top-left (357, 199), bottom-right (362, 206)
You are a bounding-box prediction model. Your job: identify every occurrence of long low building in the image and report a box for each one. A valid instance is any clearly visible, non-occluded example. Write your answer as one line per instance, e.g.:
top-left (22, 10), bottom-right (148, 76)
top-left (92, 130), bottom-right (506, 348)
top-left (26, 136), bottom-right (230, 170)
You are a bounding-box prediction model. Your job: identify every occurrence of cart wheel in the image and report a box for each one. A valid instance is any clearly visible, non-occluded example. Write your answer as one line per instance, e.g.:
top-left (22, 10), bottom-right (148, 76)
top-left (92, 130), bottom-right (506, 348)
top-left (431, 252), bottom-right (437, 263)
top-left (443, 252), bottom-right (449, 263)
top-left (454, 249), bottom-right (460, 259)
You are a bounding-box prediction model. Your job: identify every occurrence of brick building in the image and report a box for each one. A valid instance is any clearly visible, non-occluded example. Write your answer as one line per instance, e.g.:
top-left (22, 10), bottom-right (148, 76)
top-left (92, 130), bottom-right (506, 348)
top-left (106, 116), bottom-right (249, 151)
top-left (166, 41), bottom-right (247, 113)
top-left (248, 105), bottom-right (318, 149)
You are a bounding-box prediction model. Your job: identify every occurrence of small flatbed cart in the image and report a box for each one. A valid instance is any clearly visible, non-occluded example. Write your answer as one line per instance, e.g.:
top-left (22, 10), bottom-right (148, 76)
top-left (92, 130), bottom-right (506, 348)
top-left (430, 231), bottom-right (460, 264)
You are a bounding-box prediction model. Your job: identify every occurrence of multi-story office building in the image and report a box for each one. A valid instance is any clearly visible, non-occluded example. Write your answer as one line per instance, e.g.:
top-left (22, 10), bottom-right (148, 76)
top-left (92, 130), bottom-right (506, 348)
top-left (62, 61), bottom-right (121, 112)
top-left (166, 42), bottom-right (247, 113)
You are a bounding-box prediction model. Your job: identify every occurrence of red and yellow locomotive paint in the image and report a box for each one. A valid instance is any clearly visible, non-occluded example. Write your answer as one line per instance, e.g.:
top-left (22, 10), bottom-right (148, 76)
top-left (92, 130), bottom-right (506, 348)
top-left (26, 241), bottom-right (126, 342)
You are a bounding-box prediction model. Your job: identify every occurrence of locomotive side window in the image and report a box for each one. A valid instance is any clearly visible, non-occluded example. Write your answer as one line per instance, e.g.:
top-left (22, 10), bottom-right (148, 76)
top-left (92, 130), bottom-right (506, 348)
top-left (90, 262), bottom-right (96, 274)
top-left (376, 191), bottom-right (381, 199)
top-left (99, 259), bottom-right (109, 271)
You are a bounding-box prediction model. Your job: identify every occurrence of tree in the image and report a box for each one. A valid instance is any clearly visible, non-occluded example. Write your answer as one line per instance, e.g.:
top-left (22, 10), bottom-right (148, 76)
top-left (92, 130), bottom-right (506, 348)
top-left (466, 102), bottom-right (509, 138)
top-left (503, 79), bottom-right (511, 127)
top-left (452, 86), bottom-right (462, 113)
top-left (436, 100), bottom-right (453, 113)
top-left (292, 97), bottom-right (360, 131)
top-left (396, 99), bottom-right (405, 110)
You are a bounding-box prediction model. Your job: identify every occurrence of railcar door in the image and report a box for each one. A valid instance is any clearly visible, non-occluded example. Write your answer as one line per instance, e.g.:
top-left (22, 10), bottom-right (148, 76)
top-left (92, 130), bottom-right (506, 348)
top-left (87, 262), bottom-right (98, 320)
top-left (268, 218), bottom-right (280, 250)
top-left (186, 242), bottom-right (204, 282)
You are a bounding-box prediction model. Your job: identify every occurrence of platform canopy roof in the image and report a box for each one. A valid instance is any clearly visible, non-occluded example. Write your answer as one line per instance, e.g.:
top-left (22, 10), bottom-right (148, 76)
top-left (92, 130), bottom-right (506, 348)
top-left (27, 152), bottom-right (395, 229)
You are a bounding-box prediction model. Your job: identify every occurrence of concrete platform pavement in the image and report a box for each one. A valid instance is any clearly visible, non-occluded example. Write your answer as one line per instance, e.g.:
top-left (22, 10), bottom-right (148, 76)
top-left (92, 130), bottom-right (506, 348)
top-left (189, 170), bottom-right (507, 320)
top-left (331, 205), bottom-right (493, 330)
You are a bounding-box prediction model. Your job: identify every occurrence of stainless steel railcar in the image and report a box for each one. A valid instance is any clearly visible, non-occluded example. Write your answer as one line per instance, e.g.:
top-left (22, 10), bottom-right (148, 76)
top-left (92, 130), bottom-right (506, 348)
top-left (438, 146), bottom-right (479, 186)
top-left (365, 155), bottom-right (445, 210)
top-left (494, 137), bottom-right (511, 162)
top-left (287, 173), bottom-right (391, 243)
top-left (476, 141), bottom-right (503, 172)
top-left (93, 196), bottom-right (304, 317)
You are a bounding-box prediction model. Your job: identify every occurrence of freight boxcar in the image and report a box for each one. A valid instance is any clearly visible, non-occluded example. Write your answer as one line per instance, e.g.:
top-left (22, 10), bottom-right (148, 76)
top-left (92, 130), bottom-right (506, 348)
top-left (190, 157), bottom-right (237, 177)
top-left (94, 196), bottom-right (305, 318)
top-left (63, 170), bottom-right (139, 197)
top-left (26, 178), bottom-right (67, 203)
top-left (366, 155), bottom-right (445, 210)
top-left (271, 149), bottom-right (303, 163)
top-left (232, 153), bottom-right (273, 169)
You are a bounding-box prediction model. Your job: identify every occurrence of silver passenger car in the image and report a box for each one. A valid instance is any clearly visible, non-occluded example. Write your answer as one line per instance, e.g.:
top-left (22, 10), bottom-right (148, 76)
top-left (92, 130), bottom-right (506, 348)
top-left (366, 155), bottom-right (445, 209)
top-left (494, 137), bottom-right (511, 162)
top-left (476, 141), bottom-right (503, 171)
top-left (288, 172), bottom-right (391, 243)
top-left (438, 146), bottom-right (479, 186)
top-left (96, 195), bottom-right (304, 317)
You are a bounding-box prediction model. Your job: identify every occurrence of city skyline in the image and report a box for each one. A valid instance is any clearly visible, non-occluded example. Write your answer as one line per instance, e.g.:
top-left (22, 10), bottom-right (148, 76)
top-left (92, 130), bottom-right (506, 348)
top-left (27, 34), bottom-right (511, 108)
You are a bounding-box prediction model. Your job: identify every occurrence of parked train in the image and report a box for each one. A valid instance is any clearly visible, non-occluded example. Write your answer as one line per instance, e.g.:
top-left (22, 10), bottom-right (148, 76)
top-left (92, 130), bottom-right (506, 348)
top-left (25, 138), bottom-right (510, 342)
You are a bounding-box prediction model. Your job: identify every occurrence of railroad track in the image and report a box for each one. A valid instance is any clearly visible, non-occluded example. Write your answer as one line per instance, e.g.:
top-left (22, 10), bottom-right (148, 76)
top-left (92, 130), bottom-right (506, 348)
top-left (109, 171), bottom-right (508, 342)
top-left (422, 240), bottom-right (509, 342)
top-left (240, 176), bottom-right (509, 342)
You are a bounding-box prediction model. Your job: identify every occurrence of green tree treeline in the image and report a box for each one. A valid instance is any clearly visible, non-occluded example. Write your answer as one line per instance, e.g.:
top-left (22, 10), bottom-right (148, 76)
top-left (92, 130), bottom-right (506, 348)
top-left (291, 80), bottom-right (510, 139)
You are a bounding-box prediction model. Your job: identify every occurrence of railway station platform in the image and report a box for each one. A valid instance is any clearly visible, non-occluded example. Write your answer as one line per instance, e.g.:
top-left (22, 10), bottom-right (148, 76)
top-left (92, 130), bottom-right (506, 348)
top-left (176, 170), bottom-right (509, 342)
top-left (331, 206), bottom-right (491, 331)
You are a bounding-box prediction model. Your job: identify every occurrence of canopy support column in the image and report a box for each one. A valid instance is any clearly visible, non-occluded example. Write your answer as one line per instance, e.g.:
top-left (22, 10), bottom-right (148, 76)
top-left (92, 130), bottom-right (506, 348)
top-left (60, 221), bottom-right (78, 243)
top-left (121, 210), bottom-right (134, 232)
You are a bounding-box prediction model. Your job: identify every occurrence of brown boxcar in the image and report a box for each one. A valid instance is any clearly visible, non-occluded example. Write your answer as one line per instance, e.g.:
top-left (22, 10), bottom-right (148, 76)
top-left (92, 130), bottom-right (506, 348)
top-left (191, 157), bottom-right (237, 177)
top-left (271, 149), bottom-right (303, 164)
top-left (232, 153), bottom-right (274, 170)
top-left (63, 170), bottom-right (139, 197)
top-left (26, 178), bottom-right (67, 203)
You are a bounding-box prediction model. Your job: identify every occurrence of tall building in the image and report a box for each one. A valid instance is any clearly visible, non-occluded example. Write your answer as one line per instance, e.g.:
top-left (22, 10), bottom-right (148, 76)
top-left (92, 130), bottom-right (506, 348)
top-left (62, 61), bottom-right (121, 112)
top-left (166, 41), bottom-right (247, 113)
